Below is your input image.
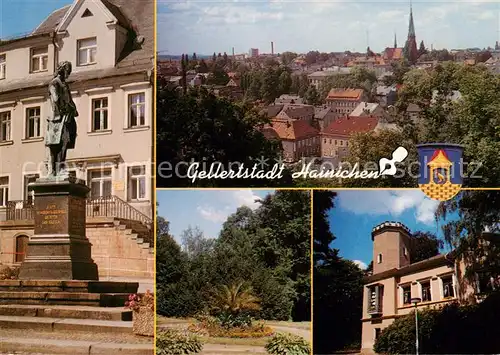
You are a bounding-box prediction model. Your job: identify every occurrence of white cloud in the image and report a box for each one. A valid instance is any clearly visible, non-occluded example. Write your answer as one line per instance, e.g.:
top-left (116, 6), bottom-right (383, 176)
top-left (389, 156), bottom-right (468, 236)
top-left (197, 190), bottom-right (263, 223)
top-left (337, 190), bottom-right (440, 226)
top-left (196, 206), bottom-right (229, 223)
top-left (353, 260), bottom-right (368, 270)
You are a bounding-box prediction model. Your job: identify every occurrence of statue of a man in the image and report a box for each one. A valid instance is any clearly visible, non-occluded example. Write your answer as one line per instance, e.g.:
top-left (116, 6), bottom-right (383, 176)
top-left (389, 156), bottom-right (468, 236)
top-left (46, 61), bottom-right (78, 177)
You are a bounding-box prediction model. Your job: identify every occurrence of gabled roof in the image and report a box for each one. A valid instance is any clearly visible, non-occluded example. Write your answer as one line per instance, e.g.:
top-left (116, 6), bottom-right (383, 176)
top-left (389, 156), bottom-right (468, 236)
top-left (281, 105), bottom-right (314, 120)
top-left (326, 88), bottom-right (364, 101)
top-left (351, 102), bottom-right (381, 117)
top-left (266, 104), bottom-right (285, 118)
top-left (265, 119), bottom-right (319, 140)
top-left (323, 116), bottom-right (379, 136)
top-left (30, 0), bottom-right (152, 66)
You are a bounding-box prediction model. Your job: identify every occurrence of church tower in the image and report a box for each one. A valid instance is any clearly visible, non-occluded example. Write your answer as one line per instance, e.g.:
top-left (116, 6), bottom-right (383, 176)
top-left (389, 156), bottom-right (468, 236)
top-left (394, 32), bottom-right (397, 49)
top-left (403, 2), bottom-right (418, 63)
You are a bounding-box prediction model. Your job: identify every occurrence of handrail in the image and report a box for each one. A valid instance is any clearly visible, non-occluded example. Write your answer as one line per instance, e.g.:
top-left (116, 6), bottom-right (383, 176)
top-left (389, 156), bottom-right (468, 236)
top-left (5, 196), bottom-right (152, 227)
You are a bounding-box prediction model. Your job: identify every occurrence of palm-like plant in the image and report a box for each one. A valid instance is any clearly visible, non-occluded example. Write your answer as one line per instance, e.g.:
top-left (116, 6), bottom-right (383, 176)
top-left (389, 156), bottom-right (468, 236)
top-left (211, 281), bottom-right (261, 316)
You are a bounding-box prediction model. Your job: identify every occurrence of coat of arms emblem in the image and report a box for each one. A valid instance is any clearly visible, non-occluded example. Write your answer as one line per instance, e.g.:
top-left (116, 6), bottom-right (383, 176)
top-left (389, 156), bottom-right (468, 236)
top-left (417, 144), bottom-right (464, 201)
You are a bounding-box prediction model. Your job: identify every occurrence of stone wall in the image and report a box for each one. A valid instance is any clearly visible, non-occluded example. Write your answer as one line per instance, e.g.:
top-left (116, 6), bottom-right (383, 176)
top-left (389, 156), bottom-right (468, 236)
top-left (0, 217), bottom-right (153, 279)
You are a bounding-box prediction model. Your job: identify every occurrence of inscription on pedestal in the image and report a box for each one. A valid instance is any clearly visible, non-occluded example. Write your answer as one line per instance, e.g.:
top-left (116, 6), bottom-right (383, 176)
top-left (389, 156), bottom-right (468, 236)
top-left (34, 197), bottom-right (68, 235)
top-left (69, 196), bottom-right (86, 237)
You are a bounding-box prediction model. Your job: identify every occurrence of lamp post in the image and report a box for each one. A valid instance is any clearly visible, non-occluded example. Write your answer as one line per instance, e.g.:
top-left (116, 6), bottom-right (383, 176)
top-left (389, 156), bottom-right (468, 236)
top-left (411, 297), bottom-right (422, 355)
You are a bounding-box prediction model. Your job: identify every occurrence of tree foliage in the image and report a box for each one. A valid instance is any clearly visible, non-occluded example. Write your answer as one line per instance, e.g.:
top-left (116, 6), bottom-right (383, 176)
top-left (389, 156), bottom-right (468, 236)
top-left (313, 191), bottom-right (364, 353)
top-left (156, 84), bottom-right (292, 187)
top-left (156, 191), bottom-right (311, 322)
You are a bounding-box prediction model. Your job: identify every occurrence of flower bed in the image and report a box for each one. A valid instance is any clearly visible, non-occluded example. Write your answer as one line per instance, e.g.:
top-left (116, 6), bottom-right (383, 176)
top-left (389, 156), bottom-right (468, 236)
top-left (188, 315), bottom-right (274, 338)
top-left (125, 290), bottom-right (154, 337)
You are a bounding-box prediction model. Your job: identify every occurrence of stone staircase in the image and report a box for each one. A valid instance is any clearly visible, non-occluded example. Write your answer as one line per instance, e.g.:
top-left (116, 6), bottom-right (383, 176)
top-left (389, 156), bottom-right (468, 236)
top-left (0, 280), bottom-right (153, 354)
top-left (114, 219), bottom-right (154, 254)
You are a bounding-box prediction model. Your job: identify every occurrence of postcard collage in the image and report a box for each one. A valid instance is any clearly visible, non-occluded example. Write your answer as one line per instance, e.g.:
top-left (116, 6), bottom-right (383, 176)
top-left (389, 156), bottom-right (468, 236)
top-left (0, 0), bottom-right (499, 354)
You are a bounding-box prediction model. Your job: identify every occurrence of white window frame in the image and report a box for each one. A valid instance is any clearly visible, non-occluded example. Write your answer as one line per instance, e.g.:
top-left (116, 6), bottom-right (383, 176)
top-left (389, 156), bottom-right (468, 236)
top-left (0, 54), bottom-right (5, 80)
top-left (77, 37), bottom-right (97, 66)
top-left (0, 176), bottom-right (9, 207)
top-left (439, 274), bottom-right (456, 299)
top-left (127, 165), bottom-right (147, 202)
top-left (399, 283), bottom-right (412, 306)
top-left (419, 279), bottom-right (432, 302)
top-left (90, 96), bottom-right (111, 132)
top-left (88, 168), bottom-right (113, 199)
top-left (30, 47), bottom-right (48, 73)
top-left (25, 105), bottom-right (42, 139)
top-left (126, 91), bottom-right (146, 128)
top-left (0, 110), bottom-right (11, 142)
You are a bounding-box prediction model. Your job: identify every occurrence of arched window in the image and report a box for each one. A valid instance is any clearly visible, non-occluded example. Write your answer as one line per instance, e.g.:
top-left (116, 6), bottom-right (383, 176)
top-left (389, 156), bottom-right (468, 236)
top-left (15, 235), bottom-right (29, 263)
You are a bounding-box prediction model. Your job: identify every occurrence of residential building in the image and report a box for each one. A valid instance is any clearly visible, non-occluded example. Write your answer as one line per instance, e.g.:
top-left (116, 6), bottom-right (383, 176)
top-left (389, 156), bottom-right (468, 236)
top-left (0, 0), bottom-right (154, 280)
top-left (406, 103), bottom-right (422, 122)
top-left (275, 94), bottom-right (304, 105)
top-left (307, 67), bottom-right (351, 89)
top-left (375, 85), bottom-right (398, 107)
top-left (361, 221), bottom-right (499, 353)
top-left (351, 102), bottom-right (384, 118)
top-left (315, 105), bottom-right (337, 130)
top-left (320, 116), bottom-right (379, 158)
top-left (325, 88), bottom-right (367, 115)
top-left (276, 104), bottom-right (315, 121)
top-left (262, 119), bottom-right (320, 162)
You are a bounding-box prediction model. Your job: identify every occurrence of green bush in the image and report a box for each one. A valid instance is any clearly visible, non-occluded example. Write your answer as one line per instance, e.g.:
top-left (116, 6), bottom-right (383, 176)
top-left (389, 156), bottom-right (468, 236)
top-left (216, 312), bottom-right (252, 328)
top-left (265, 333), bottom-right (310, 355)
top-left (374, 294), bottom-right (500, 354)
top-left (156, 329), bottom-right (203, 355)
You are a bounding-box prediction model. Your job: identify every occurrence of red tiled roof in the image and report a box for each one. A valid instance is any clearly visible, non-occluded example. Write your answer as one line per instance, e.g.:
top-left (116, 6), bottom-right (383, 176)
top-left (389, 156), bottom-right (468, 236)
top-left (383, 47), bottom-right (403, 60)
top-left (264, 119), bottom-right (319, 140)
top-left (323, 116), bottom-right (379, 137)
top-left (326, 88), bottom-right (364, 100)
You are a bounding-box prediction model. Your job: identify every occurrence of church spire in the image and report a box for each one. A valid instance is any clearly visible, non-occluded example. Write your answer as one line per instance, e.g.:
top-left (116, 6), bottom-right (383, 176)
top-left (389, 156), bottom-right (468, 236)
top-left (394, 32), bottom-right (397, 48)
top-left (408, 1), bottom-right (415, 38)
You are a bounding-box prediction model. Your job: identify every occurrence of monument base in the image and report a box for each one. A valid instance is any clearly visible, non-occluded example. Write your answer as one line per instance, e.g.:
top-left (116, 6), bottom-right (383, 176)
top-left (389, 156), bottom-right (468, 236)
top-left (18, 177), bottom-right (99, 281)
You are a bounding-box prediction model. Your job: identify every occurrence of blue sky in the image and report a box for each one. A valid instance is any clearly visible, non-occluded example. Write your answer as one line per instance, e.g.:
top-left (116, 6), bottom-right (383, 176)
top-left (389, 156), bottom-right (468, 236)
top-left (157, 189), bottom-right (275, 241)
top-left (158, 0), bottom-right (500, 55)
top-left (0, 0), bottom-right (72, 39)
top-left (330, 190), bottom-right (458, 269)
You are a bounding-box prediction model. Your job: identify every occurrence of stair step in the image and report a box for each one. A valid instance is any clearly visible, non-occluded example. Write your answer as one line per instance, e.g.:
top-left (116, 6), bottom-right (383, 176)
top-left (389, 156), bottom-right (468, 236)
top-left (136, 238), bottom-right (143, 244)
top-left (0, 280), bottom-right (138, 294)
top-left (141, 243), bottom-right (150, 249)
top-left (0, 336), bottom-right (152, 354)
top-left (0, 305), bottom-right (132, 321)
top-left (0, 291), bottom-right (130, 307)
top-left (0, 315), bottom-right (132, 333)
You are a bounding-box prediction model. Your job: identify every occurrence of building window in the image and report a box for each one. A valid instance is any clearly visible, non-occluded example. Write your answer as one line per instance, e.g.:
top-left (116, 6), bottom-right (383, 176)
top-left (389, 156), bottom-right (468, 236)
top-left (368, 284), bottom-right (383, 314)
top-left (442, 276), bottom-right (454, 298)
top-left (128, 166), bottom-right (146, 201)
top-left (24, 174), bottom-right (39, 204)
top-left (128, 93), bottom-right (146, 127)
top-left (30, 47), bottom-right (48, 73)
top-left (421, 281), bottom-right (431, 302)
top-left (375, 328), bottom-right (381, 340)
top-left (403, 247), bottom-right (407, 257)
top-left (340, 140), bottom-right (343, 146)
top-left (89, 169), bottom-right (112, 198)
top-left (77, 37), bottom-right (97, 66)
top-left (402, 285), bottom-right (411, 305)
top-left (0, 111), bottom-right (11, 141)
top-left (26, 107), bottom-right (41, 138)
top-left (377, 253), bottom-right (382, 264)
top-left (92, 98), bottom-right (108, 131)
top-left (15, 235), bottom-right (29, 263)
top-left (0, 177), bottom-right (8, 207)
top-left (0, 54), bottom-right (5, 80)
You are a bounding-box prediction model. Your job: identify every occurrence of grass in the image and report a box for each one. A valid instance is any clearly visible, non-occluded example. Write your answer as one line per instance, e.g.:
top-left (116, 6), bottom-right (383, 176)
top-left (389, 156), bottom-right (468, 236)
top-left (265, 321), bottom-right (311, 330)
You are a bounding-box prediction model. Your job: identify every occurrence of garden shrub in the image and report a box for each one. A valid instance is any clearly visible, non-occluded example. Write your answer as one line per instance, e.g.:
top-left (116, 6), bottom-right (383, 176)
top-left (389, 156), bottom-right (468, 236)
top-left (265, 333), bottom-right (311, 355)
top-left (374, 293), bottom-right (500, 354)
top-left (156, 329), bottom-right (203, 355)
top-left (189, 315), bottom-right (274, 338)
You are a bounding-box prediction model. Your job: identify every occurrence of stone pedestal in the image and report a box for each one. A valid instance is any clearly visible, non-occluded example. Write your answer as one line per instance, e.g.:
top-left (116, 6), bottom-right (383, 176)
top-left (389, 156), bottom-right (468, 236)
top-left (18, 177), bottom-right (98, 281)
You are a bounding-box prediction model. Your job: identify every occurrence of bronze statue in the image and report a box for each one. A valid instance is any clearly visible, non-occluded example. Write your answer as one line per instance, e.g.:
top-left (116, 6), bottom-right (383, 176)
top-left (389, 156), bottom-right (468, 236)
top-left (46, 61), bottom-right (78, 177)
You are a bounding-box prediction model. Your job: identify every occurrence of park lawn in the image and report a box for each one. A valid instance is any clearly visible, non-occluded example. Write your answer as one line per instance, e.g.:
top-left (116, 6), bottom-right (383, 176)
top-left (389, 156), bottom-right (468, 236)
top-left (265, 321), bottom-right (311, 330)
